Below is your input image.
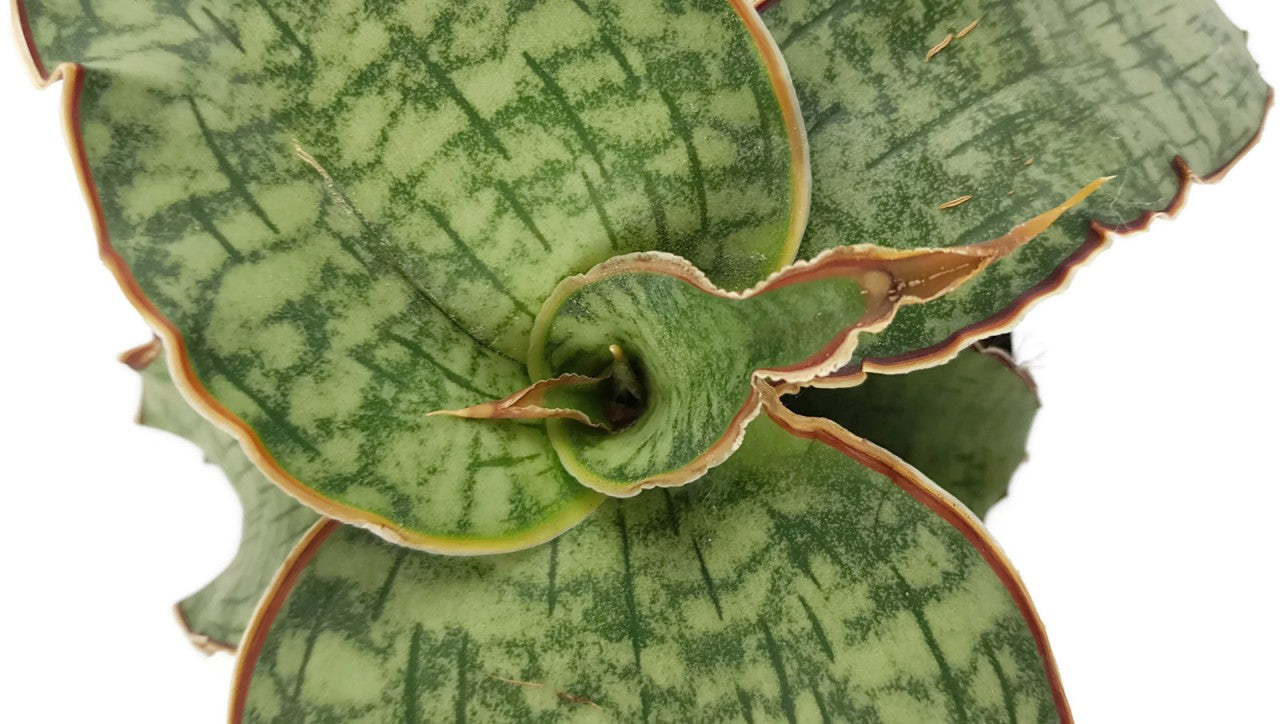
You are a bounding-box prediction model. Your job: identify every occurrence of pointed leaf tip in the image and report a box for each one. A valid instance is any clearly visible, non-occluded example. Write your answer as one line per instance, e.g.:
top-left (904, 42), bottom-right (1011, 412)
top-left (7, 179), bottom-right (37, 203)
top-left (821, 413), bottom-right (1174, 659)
top-left (429, 373), bottom-right (613, 430)
top-left (508, 180), bottom-right (1100, 496)
top-left (21, 0), bottom-right (804, 552)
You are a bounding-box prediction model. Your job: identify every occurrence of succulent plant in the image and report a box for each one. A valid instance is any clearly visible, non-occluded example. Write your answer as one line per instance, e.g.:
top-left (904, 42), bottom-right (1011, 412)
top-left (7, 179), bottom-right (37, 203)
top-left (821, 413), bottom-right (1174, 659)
top-left (10, 0), bottom-right (1269, 721)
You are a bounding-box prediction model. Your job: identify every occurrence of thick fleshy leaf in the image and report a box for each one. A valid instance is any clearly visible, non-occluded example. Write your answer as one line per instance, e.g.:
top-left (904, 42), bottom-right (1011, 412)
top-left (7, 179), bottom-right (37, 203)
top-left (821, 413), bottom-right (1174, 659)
top-left (17, 0), bottom-right (805, 551)
top-left (496, 180), bottom-right (1101, 496)
top-left (233, 398), bottom-right (1066, 722)
top-left (126, 340), bottom-right (319, 653)
top-left (788, 339), bottom-right (1040, 518)
top-left (762, 0), bottom-right (1270, 373)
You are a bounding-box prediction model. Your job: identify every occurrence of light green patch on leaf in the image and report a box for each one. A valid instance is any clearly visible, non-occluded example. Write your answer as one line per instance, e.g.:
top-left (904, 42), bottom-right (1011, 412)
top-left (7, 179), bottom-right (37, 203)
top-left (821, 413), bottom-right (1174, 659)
top-left (762, 0), bottom-right (1270, 364)
top-left (502, 181), bottom-right (1099, 496)
top-left (788, 340), bottom-right (1040, 518)
top-left (238, 411), bottom-right (1060, 723)
top-left (133, 344), bottom-right (318, 652)
top-left (22, 0), bottom-right (803, 550)
top-left (530, 262), bottom-right (864, 493)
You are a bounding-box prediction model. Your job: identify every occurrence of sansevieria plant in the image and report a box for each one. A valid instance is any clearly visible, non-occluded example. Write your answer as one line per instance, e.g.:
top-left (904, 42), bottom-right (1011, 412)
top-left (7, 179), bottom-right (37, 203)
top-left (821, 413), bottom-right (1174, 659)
top-left (10, 0), bottom-right (1270, 720)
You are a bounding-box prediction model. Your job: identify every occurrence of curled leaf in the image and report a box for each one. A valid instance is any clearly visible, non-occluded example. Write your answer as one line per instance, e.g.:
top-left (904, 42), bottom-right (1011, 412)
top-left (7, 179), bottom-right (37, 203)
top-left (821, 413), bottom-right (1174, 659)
top-left (14, 0), bottom-right (808, 552)
top-left (761, 0), bottom-right (1270, 372)
top-left (479, 181), bottom-right (1106, 497)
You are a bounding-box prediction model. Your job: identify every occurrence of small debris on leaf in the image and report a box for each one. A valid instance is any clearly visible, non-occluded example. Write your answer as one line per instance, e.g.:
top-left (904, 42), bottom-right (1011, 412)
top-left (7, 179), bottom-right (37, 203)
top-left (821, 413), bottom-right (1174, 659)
top-left (556, 690), bottom-right (604, 710)
top-left (926, 33), bottom-right (954, 62)
top-left (938, 195), bottom-right (974, 210)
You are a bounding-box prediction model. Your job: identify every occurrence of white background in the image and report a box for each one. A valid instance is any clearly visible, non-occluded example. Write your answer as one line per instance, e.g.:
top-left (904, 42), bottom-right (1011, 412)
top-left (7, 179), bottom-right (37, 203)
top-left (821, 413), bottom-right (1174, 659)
top-left (0, 3), bottom-right (1275, 721)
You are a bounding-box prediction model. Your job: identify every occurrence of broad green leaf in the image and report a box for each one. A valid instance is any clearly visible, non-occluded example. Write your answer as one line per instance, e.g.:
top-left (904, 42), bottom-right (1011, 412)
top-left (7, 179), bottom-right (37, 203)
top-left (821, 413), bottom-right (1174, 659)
top-left (788, 339), bottom-right (1040, 518)
top-left (233, 401), bottom-right (1065, 723)
top-left (126, 340), bottom-right (319, 652)
top-left (18, 0), bottom-right (805, 550)
top-left (462, 180), bottom-right (1099, 496)
top-left (762, 0), bottom-right (1270, 371)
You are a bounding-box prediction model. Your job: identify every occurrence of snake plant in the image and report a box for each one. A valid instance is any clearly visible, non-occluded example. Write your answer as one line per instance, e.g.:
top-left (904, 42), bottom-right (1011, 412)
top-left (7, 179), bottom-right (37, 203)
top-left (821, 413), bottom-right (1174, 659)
top-left (12, 0), bottom-right (1268, 720)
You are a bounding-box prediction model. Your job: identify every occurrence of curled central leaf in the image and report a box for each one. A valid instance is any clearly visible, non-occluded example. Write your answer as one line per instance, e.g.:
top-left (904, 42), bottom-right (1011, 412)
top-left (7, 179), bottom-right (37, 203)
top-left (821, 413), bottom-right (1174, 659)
top-left (440, 179), bottom-right (1108, 495)
top-left (14, 0), bottom-right (813, 552)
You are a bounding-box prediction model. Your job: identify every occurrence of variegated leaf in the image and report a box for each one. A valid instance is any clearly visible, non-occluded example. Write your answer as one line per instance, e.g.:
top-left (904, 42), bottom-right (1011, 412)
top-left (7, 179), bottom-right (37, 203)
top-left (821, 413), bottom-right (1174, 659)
top-left (789, 338), bottom-right (1040, 518)
top-left (508, 182), bottom-right (1098, 496)
top-left (233, 398), bottom-right (1066, 722)
top-left (17, 0), bottom-right (804, 551)
top-left (762, 0), bottom-right (1270, 374)
top-left (126, 340), bottom-right (319, 652)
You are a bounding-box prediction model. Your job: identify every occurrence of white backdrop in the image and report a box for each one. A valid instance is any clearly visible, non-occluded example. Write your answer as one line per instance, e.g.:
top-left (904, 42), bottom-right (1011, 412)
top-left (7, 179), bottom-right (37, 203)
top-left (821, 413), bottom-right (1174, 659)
top-left (1, 3), bottom-right (1275, 721)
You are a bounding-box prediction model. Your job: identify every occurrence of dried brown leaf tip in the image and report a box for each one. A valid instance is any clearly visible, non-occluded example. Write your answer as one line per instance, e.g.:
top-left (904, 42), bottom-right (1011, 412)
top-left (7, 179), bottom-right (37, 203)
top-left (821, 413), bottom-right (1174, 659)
top-left (119, 338), bottom-right (162, 370)
top-left (428, 372), bottom-right (611, 429)
top-left (938, 195), bottom-right (974, 210)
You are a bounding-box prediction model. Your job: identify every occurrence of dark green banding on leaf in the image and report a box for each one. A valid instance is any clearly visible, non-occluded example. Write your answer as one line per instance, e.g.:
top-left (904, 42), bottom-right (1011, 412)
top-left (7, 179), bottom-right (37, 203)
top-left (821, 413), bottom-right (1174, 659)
top-left (126, 340), bottom-right (319, 653)
top-left (405, 624), bottom-right (424, 724)
top-left (518, 181), bottom-right (1101, 497)
top-left (890, 563), bottom-right (969, 723)
top-left (760, 0), bottom-right (1270, 374)
top-left (691, 536), bottom-right (724, 620)
top-left (797, 594), bottom-right (834, 662)
top-left (17, 0), bottom-right (808, 553)
top-left (788, 342), bottom-right (1040, 518)
top-left (233, 399), bottom-right (1067, 722)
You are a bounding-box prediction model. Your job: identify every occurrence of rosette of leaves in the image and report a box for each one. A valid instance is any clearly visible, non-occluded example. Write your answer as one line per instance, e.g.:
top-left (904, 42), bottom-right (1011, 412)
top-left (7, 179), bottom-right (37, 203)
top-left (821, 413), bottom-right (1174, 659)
top-left (13, 0), bottom-right (1267, 721)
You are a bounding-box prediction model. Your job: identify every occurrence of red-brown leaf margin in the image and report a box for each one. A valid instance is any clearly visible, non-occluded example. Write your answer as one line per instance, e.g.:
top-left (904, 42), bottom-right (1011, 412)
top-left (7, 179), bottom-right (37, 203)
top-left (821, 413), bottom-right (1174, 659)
top-left (229, 517), bottom-right (338, 723)
top-left (13, 0), bottom-right (1271, 541)
top-left (751, 0), bottom-right (1272, 384)
top-left (227, 390), bottom-right (1074, 722)
top-left (757, 387), bottom-right (1072, 722)
top-left (9, 0), bottom-right (816, 555)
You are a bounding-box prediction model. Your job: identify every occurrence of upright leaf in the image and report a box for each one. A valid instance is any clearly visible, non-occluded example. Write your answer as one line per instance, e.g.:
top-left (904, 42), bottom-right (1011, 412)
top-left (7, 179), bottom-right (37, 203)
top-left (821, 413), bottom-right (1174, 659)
top-left (126, 340), bottom-right (319, 652)
top-left (233, 400), bottom-right (1066, 722)
top-left (789, 339), bottom-right (1040, 518)
top-left (17, 0), bottom-right (805, 550)
top-left (762, 0), bottom-right (1270, 372)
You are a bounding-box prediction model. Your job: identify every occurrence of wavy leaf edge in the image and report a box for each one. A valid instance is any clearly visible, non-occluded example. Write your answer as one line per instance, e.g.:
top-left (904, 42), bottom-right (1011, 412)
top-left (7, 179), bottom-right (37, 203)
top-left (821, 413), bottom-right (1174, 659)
top-left (12, 0), bottom-right (1270, 552)
top-left (229, 384), bottom-right (1071, 722)
top-left (836, 93), bottom-right (1275, 382)
top-left (10, 0), bottom-right (810, 555)
top-left (505, 179), bottom-right (1105, 497)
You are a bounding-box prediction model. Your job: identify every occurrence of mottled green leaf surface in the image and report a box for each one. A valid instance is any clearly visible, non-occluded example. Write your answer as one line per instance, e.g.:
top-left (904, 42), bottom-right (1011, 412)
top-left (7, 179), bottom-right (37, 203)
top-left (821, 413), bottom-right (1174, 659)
top-left (789, 343), bottom-right (1040, 518)
top-left (762, 0), bottom-right (1269, 364)
top-left (529, 262), bottom-right (865, 494)
top-left (135, 346), bottom-right (318, 651)
top-left (238, 412), bottom-right (1059, 723)
top-left (520, 177), bottom-right (1097, 495)
top-left (22, 0), bottom-right (801, 549)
